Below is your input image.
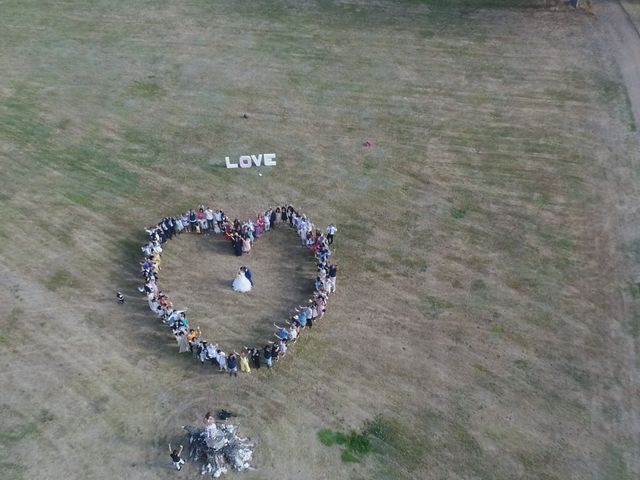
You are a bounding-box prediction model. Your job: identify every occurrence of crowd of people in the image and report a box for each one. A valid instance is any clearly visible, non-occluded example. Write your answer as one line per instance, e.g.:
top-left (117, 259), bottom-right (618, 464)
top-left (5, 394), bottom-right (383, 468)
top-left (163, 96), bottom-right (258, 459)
top-left (138, 204), bottom-right (338, 376)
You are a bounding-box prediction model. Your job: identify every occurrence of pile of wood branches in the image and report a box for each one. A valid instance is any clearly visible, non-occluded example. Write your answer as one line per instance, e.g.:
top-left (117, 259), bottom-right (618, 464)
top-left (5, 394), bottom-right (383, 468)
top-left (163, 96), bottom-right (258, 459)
top-left (184, 423), bottom-right (254, 477)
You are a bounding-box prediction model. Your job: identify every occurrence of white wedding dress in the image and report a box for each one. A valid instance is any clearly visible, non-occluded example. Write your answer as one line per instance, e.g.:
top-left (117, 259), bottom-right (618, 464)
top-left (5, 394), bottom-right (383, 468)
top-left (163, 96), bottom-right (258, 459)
top-left (232, 272), bottom-right (252, 293)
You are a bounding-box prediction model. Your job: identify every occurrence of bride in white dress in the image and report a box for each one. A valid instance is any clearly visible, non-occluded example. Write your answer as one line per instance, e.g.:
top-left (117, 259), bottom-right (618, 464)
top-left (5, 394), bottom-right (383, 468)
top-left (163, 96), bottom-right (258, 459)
top-left (232, 269), bottom-right (252, 293)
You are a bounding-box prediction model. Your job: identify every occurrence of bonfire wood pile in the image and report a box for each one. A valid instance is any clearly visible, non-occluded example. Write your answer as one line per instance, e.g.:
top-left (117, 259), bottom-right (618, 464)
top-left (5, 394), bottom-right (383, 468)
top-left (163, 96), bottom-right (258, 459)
top-left (184, 424), bottom-right (254, 477)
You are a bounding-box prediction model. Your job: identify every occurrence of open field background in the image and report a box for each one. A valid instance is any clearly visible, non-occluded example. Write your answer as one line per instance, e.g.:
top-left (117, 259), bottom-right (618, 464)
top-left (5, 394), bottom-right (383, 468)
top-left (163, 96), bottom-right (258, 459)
top-left (1, 0), bottom-right (640, 479)
top-left (621, 0), bottom-right (640, 28)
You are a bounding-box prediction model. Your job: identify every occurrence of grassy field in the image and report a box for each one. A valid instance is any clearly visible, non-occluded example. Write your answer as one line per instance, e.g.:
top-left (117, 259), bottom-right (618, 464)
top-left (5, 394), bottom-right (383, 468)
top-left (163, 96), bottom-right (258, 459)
top-left (1, 0), bottom-right (639, 479)
top-left (621, 0), bottom-right (640, 29)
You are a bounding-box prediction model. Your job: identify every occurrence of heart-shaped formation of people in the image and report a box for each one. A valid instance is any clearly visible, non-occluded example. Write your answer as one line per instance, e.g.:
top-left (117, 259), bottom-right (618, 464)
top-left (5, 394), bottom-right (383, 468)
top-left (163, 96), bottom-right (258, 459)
top-left (139, 205), bottom-right (338, 376)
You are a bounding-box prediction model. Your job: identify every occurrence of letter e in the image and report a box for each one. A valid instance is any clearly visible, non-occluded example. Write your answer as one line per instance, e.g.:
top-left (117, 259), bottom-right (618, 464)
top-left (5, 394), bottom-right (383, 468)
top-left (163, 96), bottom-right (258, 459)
top-left (264, 153), bottom-right (277, 166)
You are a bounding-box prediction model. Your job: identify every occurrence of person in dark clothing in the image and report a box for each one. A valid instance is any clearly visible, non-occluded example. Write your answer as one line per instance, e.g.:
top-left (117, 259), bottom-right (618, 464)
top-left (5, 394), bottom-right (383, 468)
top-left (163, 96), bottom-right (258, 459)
top-left (233, 234), bottom-right (243, 256)
top-left (263, 344), bottom-right (273, 368)
top-left (244, 346), bottom-right (261, 369)
top-left (241, 266), bottom-right (253, 286)
top-left (288, 206), bottom-right (295, 226)
top-left (271, 343), bottom-right (280, 362)
top-left (227, 352), bottom-right (238, 377)
top-left (187, 209), bottom-right (197, 233)
top-left (250, 347), bottom-right (261, 369)
top-left (328, 264), bottom-right (338, 293)
top-left (169, 444), bottom-right (185, 470)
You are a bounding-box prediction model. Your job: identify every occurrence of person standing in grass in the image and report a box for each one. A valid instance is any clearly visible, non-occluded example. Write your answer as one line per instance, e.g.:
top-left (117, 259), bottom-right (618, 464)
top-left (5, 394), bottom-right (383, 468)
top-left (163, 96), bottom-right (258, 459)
top-left (241, 266), bottom-right (253, 286)
top-left (169, 443), bottom-right (185, 471)
top-left (273, 322), bottom-right (290, 341)
top-left (238, 350), bottom-right (251, 373)
top-left (255, 213), bottom-right (265, 238)
top-left (315, 293), bottom-right (327, 320)
top-left (326, 224), bottom-right (337, 245)
top-left (231, 233), bottom-right (243, 256)
top-left (176, 330), bottom-right (190, 353)
top-left (271, 342), bottom-right (281, 362)
top-left (216, 349), bottom-right (227, 372)
top-left (188, 209), bottom-right (197, 233)
top-left (265, 209), bottom-right (272, 231)
top-left (203, 412), bottom-right (217, 438)
top-left (328, 264), bottom-right (338, 293)
top-left (227, 352), bottom-right (238, 377)
top-left (250, 347), bottom-right (261, 369)
top-left (205, 207), bottom-right (214, 231)
top-left (263, 344), bottom-right (273, 368)
top-left (295, 304), bottom-right (313, 328)
top-left (278, 338), bottom-right (288, 356)
top-left (186, 327), bottom-right (201, 353)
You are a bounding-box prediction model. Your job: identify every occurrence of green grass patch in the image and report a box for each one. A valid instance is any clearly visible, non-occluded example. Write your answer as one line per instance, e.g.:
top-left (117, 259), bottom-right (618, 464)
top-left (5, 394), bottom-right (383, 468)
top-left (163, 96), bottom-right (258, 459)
top-left (513, 358), bottom-right (530, 370)
top-left (450, 206), bottom-right (467, 219)
top-left (624, 309), bottom-right (640, 338)
top-left (0, 462), bottom-right (25, 480)
top-left (128, 80), bottom-right (165, 99)
top-left (561, 362), bottom-right (592, 390)
top-left (601, 403), bottom-right (622, 423)
top-left (318, 428), bottom-right (340, 446)
top-left (319, 415), bottom-right (425, 467)
top-left (490, 323), bottom-right (505, 335)
top-left (421, 294), bottom-right (454, 318)
top-left (0, 416), bottom-right (40, 443)
top-left (629, 238), bottom-right (640, 263)
top-left (526, 311), bottom-right (559, 332)
top-left (628, 281), bottom-right (640, 299)
top-left (363, 258), bottom-right (380, 273)
top-left (598, 443), bottom-right (633, 480)
top-left (595, 76), bottom-right (637, 132)
top-left (468, 278), bottom-right (491, 309)
top-left (317, 427), bottom-right (371, 463)
top-left (45, 269), bottom-right (78, 291)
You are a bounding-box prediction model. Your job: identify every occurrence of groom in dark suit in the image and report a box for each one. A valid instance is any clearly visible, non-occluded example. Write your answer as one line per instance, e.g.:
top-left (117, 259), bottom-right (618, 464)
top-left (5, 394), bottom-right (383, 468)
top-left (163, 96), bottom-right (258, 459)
top-left (241, 266), bottom-right (254, 286)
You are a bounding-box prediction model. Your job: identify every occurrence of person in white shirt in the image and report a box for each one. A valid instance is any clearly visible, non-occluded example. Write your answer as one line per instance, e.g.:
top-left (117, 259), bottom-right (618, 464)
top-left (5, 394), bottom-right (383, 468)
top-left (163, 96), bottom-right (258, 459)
top-left (205, 207), bottom-right (215, 231)
top-left (141, 242), bottom-right (153, 256)
top-left (205, 342), bottom-right (218, 365)
top-left (288, 324), bottom-right (298, 341)
top-left (148, 294), bottom-right (160, 313)
top-left (214, 210), bottom-right (223, 231)
top-left (326, 224), bottom-right (337, 245)
top-left (264, 209), bottom-right (272, 231)
top-left (216, 349), bottom-right (227, 371)
top-left (203, 412), bottom-right (217, 438)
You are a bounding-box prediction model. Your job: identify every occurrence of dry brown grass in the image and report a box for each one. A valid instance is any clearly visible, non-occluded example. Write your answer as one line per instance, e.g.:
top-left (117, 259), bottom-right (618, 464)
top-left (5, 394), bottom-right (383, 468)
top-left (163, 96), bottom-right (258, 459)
top-left (1, 1), bottom-right (639, 479)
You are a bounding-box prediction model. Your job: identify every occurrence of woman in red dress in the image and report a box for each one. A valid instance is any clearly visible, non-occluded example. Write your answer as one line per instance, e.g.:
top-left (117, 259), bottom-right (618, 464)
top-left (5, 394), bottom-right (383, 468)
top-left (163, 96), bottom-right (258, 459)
top-left (255, 214), bottom-right (265, 239)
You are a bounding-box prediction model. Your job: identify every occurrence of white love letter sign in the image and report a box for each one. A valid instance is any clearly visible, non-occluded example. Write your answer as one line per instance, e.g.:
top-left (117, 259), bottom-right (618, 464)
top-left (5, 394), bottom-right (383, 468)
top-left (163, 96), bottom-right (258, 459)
top-left (238, 155), bottom-right (252, 168)
top-left (264, 153), bottom-right (276, 166)
top-left (226, 153), bottom-right (277, 169)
